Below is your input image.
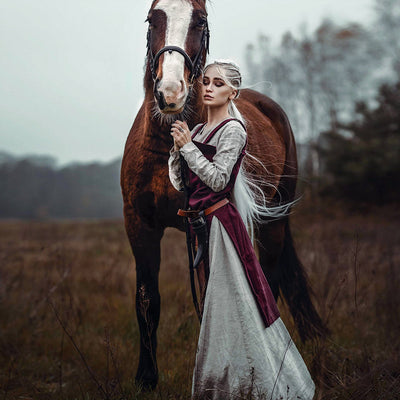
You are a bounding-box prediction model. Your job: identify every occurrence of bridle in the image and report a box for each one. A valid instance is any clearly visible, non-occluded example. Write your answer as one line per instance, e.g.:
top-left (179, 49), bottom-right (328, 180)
top-left (146, 18), bottom-right (210, 85)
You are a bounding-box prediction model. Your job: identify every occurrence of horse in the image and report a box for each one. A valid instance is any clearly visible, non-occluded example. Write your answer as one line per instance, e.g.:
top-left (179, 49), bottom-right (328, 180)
top-left (120, 0), bottom-right (326, 389)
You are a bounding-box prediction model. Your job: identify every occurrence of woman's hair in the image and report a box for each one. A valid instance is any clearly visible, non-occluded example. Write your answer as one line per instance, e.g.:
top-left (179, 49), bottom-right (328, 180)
top-left (203, 60), bottom-right (243, 124)
top-left (203, 60), bottom-right (293, 242)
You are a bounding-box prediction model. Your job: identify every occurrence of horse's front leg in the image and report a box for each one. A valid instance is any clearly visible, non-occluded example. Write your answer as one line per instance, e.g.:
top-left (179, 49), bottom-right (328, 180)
top-left (124, 211), bottom-right (163, 389)
top-left (133, 240), bottom-right (161, 389)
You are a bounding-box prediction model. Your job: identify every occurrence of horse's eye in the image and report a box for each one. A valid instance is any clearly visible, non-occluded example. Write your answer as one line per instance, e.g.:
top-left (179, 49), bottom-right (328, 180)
top-left (145, 17), bottom-right (154, 27)
top-left (197, 18), bottom-right (207, 28)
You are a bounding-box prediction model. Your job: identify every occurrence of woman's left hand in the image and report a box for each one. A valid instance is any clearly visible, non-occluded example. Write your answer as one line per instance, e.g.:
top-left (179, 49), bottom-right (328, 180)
top-left (171, 120), bottom-right (191, 150)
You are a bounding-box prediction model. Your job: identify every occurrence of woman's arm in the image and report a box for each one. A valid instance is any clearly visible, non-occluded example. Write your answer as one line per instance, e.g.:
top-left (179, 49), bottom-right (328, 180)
top-left (168, 148), bottom-right (184, 191)
top-left (180, 122), bottom-right (246, 192)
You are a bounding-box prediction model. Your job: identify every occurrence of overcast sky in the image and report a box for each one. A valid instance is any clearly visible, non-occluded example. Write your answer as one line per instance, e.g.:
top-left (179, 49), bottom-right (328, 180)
top-left (0, 0), bottom-right (374, 165)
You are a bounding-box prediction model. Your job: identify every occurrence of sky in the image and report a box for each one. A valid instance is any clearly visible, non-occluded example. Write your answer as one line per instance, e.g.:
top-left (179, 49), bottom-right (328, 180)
top-left (0, 0), bottom-right (374, 166)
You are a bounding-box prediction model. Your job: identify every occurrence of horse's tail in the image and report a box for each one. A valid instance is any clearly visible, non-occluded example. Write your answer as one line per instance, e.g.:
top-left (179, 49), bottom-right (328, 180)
top-left (279, 218), bottom-right (329, 342)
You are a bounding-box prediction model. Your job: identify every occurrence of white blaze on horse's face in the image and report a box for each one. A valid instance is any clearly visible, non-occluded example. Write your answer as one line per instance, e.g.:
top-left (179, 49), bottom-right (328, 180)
top-left (154, 0), bottom-right (193, 113)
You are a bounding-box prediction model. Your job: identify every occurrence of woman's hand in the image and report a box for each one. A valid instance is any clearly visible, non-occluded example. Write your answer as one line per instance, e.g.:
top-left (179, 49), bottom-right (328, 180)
top-left (171, 120), bottom-right (191, 151)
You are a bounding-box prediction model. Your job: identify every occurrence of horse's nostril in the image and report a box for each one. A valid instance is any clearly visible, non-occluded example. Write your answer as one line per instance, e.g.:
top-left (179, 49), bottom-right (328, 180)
top-left (156, 90), bottom-right (167, 110)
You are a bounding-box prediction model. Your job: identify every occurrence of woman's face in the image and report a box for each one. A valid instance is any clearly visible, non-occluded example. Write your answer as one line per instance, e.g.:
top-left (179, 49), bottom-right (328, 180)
top-left (201, 65), bottom-right (237, 108)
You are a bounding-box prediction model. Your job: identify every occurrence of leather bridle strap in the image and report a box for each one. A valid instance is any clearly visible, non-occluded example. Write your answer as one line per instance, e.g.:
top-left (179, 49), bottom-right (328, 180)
top-left (153, 46), bottom-right (195, 78)
top-left (146, 20), bottom-right (209, 84)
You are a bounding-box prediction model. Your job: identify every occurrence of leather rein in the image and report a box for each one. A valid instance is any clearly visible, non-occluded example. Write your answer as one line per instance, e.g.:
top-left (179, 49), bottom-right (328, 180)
top-left (145, 15), bottom-right (210, 322)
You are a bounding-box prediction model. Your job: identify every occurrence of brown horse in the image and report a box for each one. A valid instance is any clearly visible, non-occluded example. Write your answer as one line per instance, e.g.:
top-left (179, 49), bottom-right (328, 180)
top-left (121, 0), bottom-right (326, 389)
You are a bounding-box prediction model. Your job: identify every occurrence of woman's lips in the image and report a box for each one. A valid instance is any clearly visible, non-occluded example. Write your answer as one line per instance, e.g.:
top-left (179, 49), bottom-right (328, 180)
top-left (204, 95), bottom-right (213, 99)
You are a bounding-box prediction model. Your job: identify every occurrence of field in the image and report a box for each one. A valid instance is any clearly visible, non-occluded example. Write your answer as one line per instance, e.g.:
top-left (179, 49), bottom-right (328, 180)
top-left (1, 204), bottom-right (399, 399)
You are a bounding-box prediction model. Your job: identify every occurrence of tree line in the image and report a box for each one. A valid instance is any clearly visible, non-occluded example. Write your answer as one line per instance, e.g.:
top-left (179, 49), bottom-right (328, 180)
top-left (245, 0), bottom-right (400, 203)
top-left (0, 154), bottom-right (123, 219)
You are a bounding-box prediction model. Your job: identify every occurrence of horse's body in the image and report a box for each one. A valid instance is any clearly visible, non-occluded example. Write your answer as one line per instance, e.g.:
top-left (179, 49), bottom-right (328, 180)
top-left (121, 0), bottom-right (325, 389)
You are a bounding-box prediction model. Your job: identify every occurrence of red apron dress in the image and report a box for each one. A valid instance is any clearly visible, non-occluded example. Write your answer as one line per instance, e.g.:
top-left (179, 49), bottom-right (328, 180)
top-left (184, 119), bottom-right (315, 400)
top-left (187, 118), bottom-right (280, 327)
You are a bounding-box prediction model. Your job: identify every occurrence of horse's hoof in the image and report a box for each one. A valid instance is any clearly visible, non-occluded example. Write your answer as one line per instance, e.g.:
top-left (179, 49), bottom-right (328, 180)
top-left (135, 373), bottom-right (158, 391)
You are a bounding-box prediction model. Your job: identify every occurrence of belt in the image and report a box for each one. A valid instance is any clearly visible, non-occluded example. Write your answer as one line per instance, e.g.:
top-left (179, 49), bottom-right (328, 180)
top-left (177, 198), bottom-right (229, 218)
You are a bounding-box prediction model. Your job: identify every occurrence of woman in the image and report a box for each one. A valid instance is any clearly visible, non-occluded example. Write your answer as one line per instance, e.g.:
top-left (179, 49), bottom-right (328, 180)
top-left (168, 61), bottom-right (315, 400)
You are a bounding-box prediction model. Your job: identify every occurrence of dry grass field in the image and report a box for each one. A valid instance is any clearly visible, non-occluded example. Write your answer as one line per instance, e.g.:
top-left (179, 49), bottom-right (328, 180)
top-left (1, 204), bottom-right (399, 399)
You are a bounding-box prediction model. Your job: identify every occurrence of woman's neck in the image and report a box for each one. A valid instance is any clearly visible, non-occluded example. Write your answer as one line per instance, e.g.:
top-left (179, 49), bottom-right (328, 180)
top-left (206, 105), bottom-right (231, 127)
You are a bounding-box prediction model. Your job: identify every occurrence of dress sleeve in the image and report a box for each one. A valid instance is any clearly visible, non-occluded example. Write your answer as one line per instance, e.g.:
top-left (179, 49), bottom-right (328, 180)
top-left (180, 122), bottom-right (246, 192)
top-left (168, 147), bottom-right (184, 191)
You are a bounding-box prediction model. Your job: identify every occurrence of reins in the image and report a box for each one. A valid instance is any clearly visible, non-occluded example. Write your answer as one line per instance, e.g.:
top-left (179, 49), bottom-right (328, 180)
top-left (145, 12), bottom-right (211, 322)
top-left (179, 154), bottom-right (202, 322)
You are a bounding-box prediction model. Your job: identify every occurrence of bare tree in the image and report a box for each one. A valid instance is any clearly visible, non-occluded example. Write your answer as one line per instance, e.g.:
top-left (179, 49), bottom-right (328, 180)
top-left (374, 0), bottom-right (400, 79)
top-left (245, 18), bottom-right (379, 176)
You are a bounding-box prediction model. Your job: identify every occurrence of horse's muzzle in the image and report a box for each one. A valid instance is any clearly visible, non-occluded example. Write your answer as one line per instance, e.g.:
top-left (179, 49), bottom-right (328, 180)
top-left (154, 78), bottom-right (186, 113)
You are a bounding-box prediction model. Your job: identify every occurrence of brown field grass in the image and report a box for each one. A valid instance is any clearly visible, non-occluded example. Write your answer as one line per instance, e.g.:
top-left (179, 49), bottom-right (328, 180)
top-left (0, 205), bottom-right (399, 399)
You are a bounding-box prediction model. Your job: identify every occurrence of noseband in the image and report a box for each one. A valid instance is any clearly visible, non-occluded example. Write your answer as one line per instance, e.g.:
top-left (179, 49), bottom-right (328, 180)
top-left (146, 20), bottom-right (210, 85)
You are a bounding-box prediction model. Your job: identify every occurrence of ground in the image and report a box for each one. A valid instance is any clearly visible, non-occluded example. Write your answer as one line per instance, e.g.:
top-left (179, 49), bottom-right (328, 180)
top-left (0, 203), bottom-right (399, 399)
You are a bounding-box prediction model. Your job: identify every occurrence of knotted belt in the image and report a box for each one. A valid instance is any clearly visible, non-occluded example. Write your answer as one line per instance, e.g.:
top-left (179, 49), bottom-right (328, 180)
top-left (177, 198), bottom-right (229, 218)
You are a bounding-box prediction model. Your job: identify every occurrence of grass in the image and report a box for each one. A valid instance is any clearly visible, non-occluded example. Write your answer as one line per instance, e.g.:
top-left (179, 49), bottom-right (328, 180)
top-left (0, 204), bottom-right (399, 399)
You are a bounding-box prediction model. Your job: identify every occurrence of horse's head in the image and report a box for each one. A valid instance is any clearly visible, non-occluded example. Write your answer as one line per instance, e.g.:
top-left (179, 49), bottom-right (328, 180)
top-left (145, 0), bottom-right (209, 117)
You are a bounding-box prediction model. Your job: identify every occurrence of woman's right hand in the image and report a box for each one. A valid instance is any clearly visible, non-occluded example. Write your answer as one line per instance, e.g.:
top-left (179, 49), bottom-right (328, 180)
top-left (171, 120), bottom-right (191, 150)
